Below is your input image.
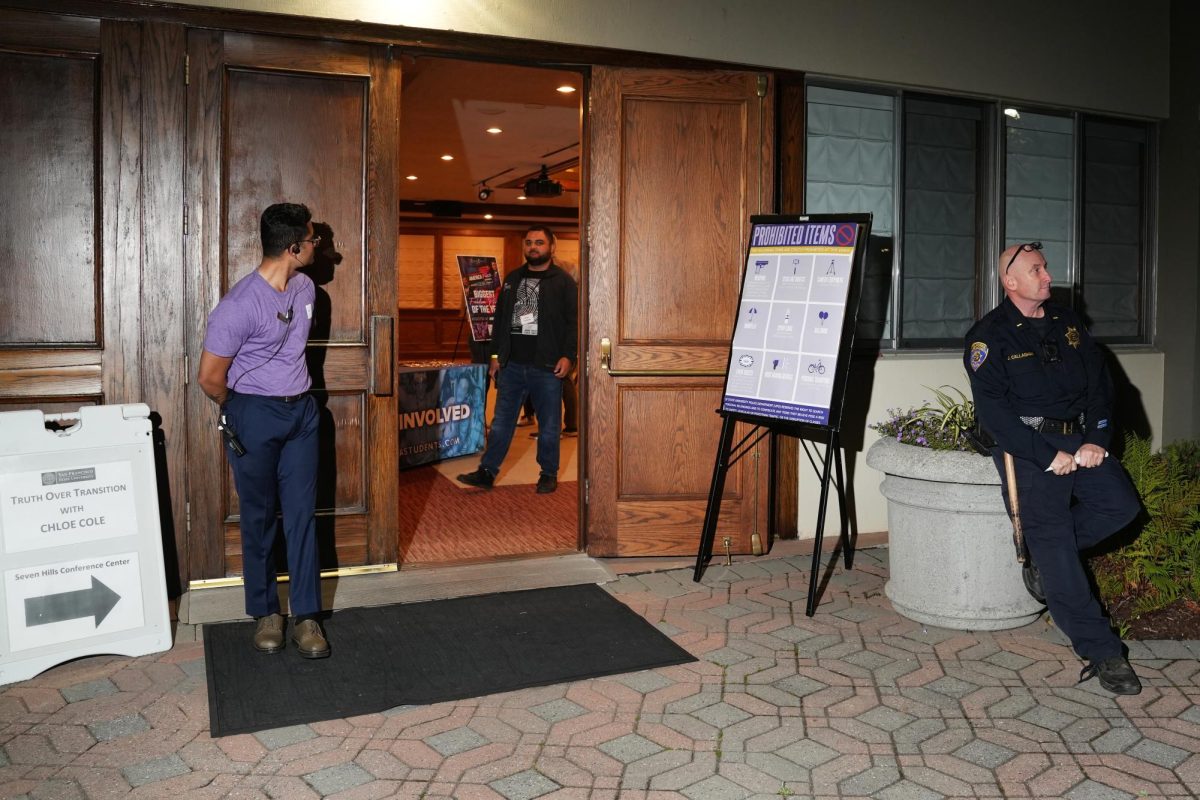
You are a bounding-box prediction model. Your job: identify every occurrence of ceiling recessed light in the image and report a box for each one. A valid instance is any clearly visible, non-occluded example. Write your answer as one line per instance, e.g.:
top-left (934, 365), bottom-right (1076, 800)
top-left (405, 174), bottom-right (418, 181)
top-left (517, 195), bottom-right (527, 200)
top-left (486, 127), bottom-right (502, 134)
top-left (556, 85), bottom-right (576, 94)
top-left (483, 214), bottom-right (493, 220)
top-left (440, 154), bottom-right (454, 161)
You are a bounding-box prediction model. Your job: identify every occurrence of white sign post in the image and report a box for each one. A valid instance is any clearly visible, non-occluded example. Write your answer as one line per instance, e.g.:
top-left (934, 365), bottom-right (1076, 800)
top-left (0, 404), bottom-right (172, 686)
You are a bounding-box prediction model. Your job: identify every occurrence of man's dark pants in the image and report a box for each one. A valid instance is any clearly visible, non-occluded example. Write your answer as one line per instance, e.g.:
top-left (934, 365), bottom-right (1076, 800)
top-left (482, 362), bottom-right (563, 476)
top-left (223, 392), bottom-right (322, 619)
top-left (993, 430), bottom-right (1140, 662)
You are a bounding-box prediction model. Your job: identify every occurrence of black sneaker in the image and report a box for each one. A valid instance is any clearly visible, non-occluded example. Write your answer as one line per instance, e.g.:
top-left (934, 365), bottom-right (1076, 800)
top-left (536, 474), bottom-right (558, 494)
top-left (457, 467), bottom-right (495, 489)
top-left (1080, 655), bottom-right (1142, 695)
top-left (1022, 563), bottom-right (1045, 605)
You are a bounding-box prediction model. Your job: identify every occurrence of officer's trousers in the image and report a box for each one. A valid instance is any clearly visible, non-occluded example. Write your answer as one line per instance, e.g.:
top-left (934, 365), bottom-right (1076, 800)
top-left (993, 430), bottom-right (1141, 662)
top-left (222, 392), bottom-right (322, 619)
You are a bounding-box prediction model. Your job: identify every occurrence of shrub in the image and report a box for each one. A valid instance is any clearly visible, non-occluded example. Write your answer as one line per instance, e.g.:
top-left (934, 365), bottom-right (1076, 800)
top-left (1094, 434), bottom-right (1200, 616)
top-left (870, 385), bottom-right (979, 453)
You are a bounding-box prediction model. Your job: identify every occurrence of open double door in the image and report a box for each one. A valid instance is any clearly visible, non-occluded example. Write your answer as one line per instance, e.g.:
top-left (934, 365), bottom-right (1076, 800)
top-left (181, 31), bottom-right (776, 581)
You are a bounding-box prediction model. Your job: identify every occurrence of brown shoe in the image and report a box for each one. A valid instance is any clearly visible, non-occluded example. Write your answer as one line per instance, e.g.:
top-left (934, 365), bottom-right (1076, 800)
top-left (291, 618), bottom-right (331, 659)
top-left (253, 613), bottom-right (285, 654)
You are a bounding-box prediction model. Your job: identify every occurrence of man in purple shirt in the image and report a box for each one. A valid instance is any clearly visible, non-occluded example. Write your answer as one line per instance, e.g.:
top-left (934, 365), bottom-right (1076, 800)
top-left (197, 203), bottom-right (329, 659)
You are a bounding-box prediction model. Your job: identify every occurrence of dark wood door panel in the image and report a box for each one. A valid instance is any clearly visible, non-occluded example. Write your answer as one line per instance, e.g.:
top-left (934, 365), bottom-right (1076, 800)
top-left (0, 13), bottom-right (115, 426)
top-left (0, 49), bottom-right (99, 346)
top-left (185, 30), bottom-right (398, 581)
top-left (0, 9), bottom-right (100, 51)
top-left (224, 69), bottom-right (369, 344)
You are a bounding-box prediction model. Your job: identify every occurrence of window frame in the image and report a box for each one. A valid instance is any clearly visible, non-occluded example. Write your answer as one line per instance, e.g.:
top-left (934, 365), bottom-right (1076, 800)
top-left (803, 78), bottom-right (1157, 351)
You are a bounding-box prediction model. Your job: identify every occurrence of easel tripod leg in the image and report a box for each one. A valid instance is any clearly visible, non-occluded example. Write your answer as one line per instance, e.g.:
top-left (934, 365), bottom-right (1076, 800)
top-left (805, 429), bottom-right (837, 616)
top-left (834, 433), bottom-right (852, 568)
top-left (694, 415), bottom-right (737, 581)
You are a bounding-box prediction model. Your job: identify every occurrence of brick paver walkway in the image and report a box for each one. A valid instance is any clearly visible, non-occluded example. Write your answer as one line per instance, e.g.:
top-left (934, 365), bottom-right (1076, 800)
top-left (2, 547), bottom-right (1199, 799)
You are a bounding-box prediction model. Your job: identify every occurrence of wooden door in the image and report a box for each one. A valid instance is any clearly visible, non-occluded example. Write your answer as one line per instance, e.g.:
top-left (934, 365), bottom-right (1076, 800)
top-left (0, 12), bottom-right (127, 413)
top-left (185, 31), bottom-right (399, 581)
top-left (587, 68), bottom-right (774, 556)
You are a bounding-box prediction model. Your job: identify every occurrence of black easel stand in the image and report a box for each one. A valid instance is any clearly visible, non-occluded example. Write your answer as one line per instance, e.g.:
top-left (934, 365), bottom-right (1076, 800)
top-left (693, 413), bottom-right (851, 617)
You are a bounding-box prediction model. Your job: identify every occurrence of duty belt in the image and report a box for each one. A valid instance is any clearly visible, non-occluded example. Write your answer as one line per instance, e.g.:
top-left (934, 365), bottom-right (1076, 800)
top-left (1020, 414), bottom-right (1086, 435)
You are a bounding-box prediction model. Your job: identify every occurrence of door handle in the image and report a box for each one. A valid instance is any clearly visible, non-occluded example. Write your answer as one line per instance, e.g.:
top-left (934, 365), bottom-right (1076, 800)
top-left (599, 337), bottom-right (726, 377)
top-left (369, 315), bottom-right (394, 396)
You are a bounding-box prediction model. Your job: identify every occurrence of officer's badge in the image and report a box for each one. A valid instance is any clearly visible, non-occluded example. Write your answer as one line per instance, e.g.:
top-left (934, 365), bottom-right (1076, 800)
top-left (1065, 326), bottom-right (1081, 349)
top-left (969, 341), bottom-right (989, 371)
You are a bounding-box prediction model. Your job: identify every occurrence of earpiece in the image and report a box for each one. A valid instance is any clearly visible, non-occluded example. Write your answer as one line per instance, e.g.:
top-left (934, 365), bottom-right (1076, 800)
top-left (291, 244), bottom-right (301, 256)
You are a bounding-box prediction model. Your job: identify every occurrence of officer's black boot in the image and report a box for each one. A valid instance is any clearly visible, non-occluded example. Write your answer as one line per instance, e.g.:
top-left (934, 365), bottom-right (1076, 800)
top-left (1022, 562), bottom-right (1045, 605)
top-left (1080, 656), bottom-right (1142, 695)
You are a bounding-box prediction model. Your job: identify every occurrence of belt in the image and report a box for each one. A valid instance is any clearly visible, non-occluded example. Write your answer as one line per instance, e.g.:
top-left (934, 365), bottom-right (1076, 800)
top-left (1020, 414), bottom-right (1085, 435)
top-left (267, 393), bottom-right (308, 403)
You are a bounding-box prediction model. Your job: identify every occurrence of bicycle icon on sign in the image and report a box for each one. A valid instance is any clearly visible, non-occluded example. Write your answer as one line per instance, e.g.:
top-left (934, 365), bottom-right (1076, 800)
top-left (807, 360), bottom-right (826, 375)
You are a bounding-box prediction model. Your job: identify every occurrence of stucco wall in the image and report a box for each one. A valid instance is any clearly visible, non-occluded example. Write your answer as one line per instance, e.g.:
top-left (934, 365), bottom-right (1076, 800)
top-left (170, 0), bottom-right (1169, 117)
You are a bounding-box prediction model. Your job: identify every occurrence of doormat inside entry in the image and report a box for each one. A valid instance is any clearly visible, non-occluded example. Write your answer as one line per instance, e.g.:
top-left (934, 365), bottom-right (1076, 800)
top-left (203, 583), bottom-right (695, 736)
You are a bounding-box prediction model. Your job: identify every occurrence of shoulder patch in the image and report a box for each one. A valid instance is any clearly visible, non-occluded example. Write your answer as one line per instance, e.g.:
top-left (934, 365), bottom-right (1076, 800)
top-left (969, 341), bottom-right (989, 372)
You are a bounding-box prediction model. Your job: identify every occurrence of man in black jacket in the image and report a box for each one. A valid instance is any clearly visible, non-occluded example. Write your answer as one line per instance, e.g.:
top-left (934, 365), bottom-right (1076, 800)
top-left (458, 225), bottom-right (578, 494)
top-left (964, 241), bottom-right (1142, 695)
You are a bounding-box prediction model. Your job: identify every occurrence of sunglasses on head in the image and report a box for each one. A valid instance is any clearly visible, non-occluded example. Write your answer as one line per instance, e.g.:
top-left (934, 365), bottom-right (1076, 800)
top-left (1004, 241), bottom-right (1042, 274)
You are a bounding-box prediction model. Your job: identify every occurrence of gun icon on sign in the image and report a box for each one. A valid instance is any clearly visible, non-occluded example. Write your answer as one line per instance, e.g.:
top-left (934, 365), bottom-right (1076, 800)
top-left (754, 260), bottom-right (768, 273)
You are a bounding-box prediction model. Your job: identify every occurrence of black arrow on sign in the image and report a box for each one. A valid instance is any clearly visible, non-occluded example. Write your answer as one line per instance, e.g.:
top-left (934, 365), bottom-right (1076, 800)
top-left (25, 576), bottom-right (121, 628)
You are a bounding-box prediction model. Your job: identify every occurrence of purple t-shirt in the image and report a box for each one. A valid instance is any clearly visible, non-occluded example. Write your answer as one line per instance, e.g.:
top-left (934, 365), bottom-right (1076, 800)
top-left (203, 271), bottom-right (315, 397)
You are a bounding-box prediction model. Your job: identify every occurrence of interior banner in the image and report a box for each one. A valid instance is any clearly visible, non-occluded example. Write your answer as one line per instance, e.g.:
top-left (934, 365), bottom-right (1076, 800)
top-left (456, 255), bottom-right (502, 342)
top-left (397, 363), bottom-right (486, 469)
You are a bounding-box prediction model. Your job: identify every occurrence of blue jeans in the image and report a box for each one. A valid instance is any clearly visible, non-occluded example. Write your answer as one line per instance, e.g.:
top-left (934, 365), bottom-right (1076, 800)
top-left (481, 362), bottom-right (563, 477)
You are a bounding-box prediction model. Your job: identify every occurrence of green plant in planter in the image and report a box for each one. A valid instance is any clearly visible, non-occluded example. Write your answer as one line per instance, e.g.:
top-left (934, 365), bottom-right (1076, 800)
top-left (870, 385), bottom-right (981, 453)
top-left (1094, 434), bottom-right (1200, 616)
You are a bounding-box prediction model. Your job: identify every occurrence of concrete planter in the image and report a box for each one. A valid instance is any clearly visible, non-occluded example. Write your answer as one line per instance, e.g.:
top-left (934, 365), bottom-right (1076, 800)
top-left (865, 437), bottom-right (1044, 630)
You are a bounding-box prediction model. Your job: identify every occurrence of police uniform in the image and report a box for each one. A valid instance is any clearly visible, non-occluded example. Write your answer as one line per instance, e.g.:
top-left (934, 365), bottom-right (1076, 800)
top-left (964, 297), bottom-right (1140, 664)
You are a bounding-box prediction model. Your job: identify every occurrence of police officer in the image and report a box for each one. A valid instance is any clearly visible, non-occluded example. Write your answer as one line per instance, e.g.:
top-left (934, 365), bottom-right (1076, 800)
top-left (964, 242), bottom-right (1142, 695)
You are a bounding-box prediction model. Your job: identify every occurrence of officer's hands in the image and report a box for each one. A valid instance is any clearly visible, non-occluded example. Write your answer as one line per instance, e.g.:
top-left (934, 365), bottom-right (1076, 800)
top-left (489, 359), bottom-right (499, 380)
top-left (553, 357), bottom-right (572, 378)
top-left (1049, 451), bottom-right (1078, 475)
top-left (1074, 443), bottom-right (1106, 468)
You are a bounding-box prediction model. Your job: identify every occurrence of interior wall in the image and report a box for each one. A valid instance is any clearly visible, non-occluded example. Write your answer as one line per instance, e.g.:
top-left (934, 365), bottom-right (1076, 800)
top-left (167, 0), bottom-right (1169, 118)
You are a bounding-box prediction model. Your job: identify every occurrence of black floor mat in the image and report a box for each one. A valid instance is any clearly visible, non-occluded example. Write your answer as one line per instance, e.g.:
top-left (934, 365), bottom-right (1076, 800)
top-left (203, 583), bottom-right (696, 736)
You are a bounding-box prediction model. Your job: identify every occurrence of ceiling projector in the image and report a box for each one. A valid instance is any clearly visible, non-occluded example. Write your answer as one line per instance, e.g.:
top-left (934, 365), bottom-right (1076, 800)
top-left (524, 165), bottom-right (563, 198)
